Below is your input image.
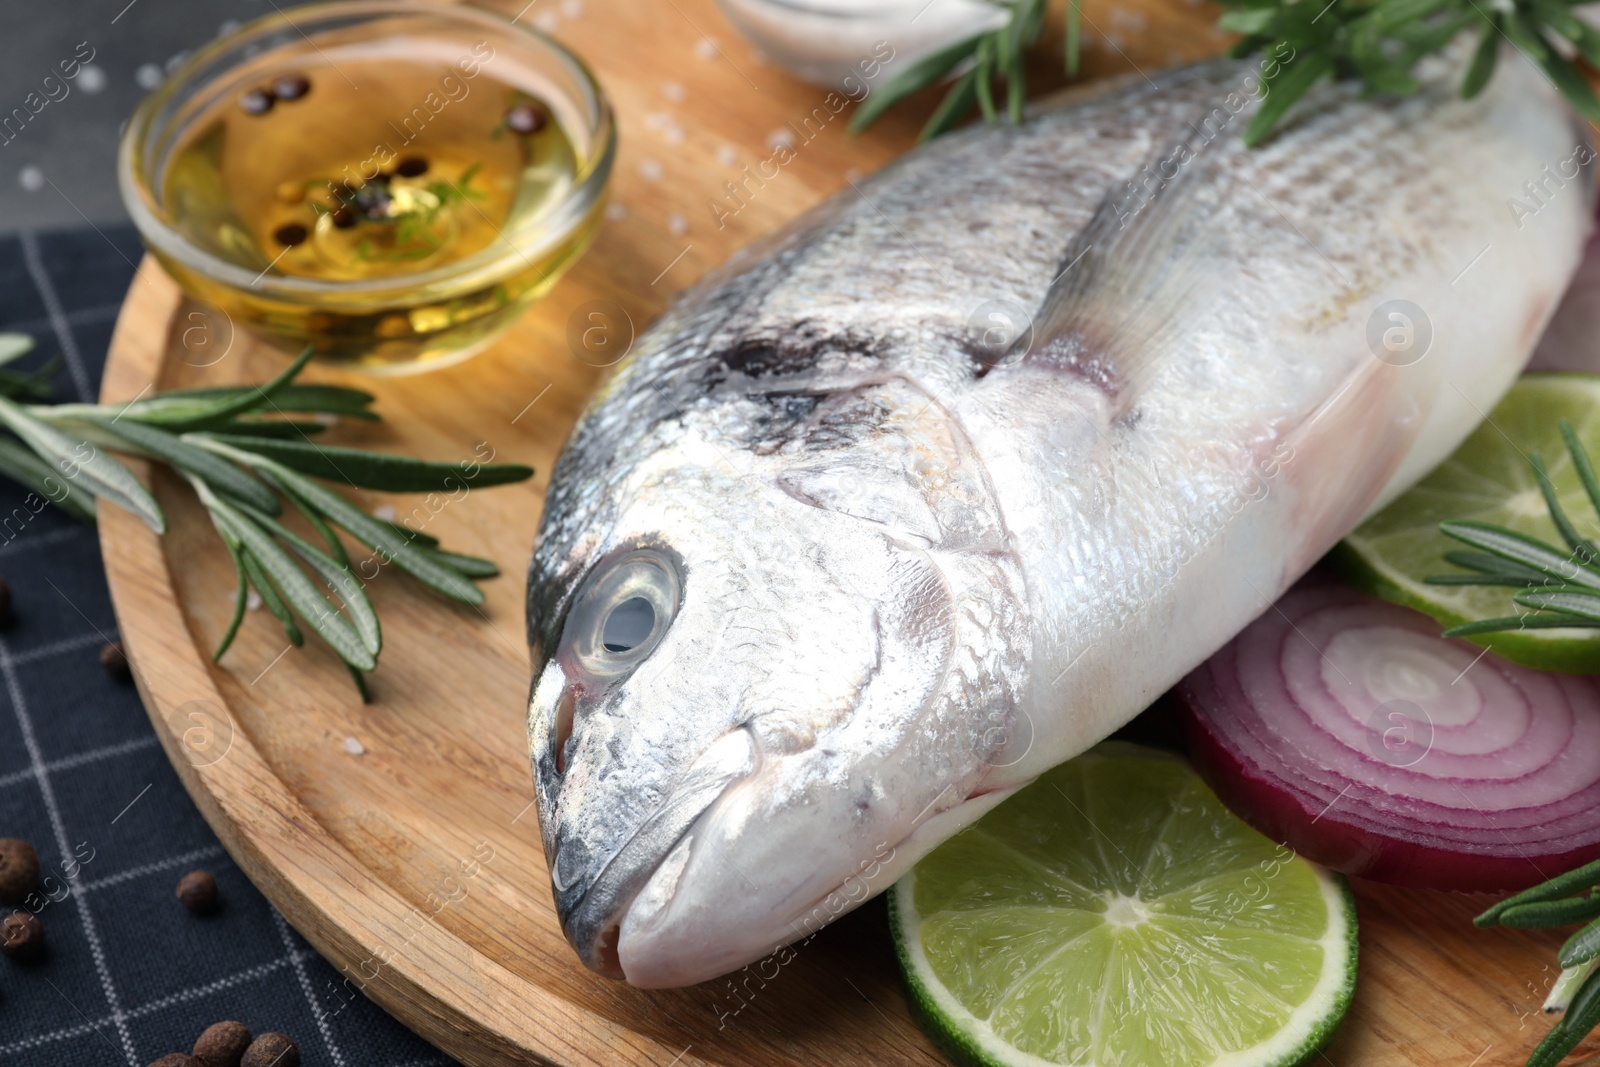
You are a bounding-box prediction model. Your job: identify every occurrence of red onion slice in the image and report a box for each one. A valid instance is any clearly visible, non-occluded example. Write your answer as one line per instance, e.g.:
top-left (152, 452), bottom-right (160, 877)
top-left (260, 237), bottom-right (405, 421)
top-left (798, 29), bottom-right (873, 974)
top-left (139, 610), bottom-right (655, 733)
top-left (1175, 577), bottom-right (1600, 891)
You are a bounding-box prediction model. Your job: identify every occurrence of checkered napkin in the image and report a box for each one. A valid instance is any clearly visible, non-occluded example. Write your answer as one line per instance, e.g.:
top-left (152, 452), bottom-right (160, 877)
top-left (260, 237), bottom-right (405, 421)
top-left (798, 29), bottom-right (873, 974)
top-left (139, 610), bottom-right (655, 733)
top-left (0, 226), bottom-right (458, 1067)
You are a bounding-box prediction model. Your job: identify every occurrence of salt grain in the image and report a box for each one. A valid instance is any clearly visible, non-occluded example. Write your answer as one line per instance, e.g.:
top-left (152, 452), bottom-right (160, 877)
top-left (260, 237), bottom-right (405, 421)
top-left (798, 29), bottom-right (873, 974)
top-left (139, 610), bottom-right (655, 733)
top-left (373, 504), bottom-right (398, 522)
top-left (694, 38), bottom-right (719, 61)
top-left (18, 167), bottom-right (42, 192)
top-left (605, 202), bottom-right (626, 221)
top-left (135, 63), bottom-right (163, 90)
top-left (639, 159), bottom-right (664, 182)
top-left (717, 145), bottom-right (738, 167)
top-left (342, 736), bottom-right (366, 755)
top-left (668, 213), bottom-right (688, 237)
top-left (560, 0), bottom-right (584, 17)
top-left (77, 65), bottom-right (106, 94)
top-left (661, 82), bottom-right (686, 103)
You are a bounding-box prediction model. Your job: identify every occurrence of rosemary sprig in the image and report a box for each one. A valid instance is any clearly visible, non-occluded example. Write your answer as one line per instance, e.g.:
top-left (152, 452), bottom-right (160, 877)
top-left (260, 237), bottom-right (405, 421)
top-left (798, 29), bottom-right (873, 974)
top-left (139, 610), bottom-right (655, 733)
top-left (1477, 856), bottom-right (1600, 1065)
top-left (1428, 421), bottom-right (1600, 636)
top-left (851, 0), bottom-right (1600, 146)
top-left (1453, 427), bottom-right (1600, 1065)
top-left (0, 335), bottom-right (531, 699)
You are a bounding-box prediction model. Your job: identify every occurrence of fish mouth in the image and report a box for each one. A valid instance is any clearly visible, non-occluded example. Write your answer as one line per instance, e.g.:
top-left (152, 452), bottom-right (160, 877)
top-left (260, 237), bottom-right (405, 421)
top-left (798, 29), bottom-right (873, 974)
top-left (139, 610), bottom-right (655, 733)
top-left (557, 726), bottom-right (757, 978)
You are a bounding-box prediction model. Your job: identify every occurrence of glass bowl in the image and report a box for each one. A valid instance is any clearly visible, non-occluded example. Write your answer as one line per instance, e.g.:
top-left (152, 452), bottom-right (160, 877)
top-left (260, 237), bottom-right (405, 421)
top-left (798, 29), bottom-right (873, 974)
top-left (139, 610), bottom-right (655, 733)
top-left (711, 0), bottom-right (1006, 89)
top-left (119, 0), bottom-right (615, 375)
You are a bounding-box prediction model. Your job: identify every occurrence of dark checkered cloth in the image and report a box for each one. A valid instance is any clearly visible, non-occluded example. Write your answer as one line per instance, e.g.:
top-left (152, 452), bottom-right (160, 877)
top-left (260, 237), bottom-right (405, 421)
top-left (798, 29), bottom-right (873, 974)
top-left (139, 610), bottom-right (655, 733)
top-left (0, 226), bottom-right (458, 1067)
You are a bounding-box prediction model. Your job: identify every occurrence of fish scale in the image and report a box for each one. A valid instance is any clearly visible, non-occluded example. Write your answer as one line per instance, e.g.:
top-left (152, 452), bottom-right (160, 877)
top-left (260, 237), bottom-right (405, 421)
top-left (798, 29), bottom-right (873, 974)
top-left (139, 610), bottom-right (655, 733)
top-left (525, 49), bottom-right (1592, 987)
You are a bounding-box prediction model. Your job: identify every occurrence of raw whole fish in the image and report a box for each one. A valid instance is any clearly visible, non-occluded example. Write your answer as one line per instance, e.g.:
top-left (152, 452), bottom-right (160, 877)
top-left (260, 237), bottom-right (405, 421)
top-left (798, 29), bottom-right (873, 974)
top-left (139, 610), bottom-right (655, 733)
top-left (525, 51), bottom-right (1592, 987)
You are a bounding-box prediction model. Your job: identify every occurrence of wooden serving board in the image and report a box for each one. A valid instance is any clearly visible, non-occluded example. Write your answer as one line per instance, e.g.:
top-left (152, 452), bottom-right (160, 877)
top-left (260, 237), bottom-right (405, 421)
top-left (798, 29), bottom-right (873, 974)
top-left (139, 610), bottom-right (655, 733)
top-left (100, 1), bottom-right (1598, 1064)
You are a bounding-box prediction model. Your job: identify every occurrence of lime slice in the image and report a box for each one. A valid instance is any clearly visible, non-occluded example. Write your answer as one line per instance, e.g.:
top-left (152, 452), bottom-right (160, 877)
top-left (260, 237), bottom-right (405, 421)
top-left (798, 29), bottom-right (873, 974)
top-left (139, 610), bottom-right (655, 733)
top-left (892, 743), bottom-right (1356, 1067)
top-left (1335, 372), bottom-right (1600, 673)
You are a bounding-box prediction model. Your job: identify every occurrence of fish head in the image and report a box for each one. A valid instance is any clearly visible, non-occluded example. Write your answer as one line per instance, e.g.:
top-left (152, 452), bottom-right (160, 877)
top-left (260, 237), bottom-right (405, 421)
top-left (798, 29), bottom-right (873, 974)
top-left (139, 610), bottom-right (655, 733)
top-left (527, 387), bottom-right (1027, 987)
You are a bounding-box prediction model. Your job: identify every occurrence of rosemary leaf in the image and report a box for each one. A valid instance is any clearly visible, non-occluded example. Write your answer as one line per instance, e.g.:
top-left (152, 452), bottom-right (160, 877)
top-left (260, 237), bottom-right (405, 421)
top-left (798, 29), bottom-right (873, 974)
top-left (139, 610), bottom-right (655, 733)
top-left (1561, 421), bottom-right (1600, 522)
top-left (87, 417), bottom-right (281, 515)
top-left (1465, 26), bottom-right (1497, 99)
top-left (234, 501), bottom-right (381, 658)
top-left (1516, 589), bottom-right (1600, 621)
top-left (1500, 896), bottom-right (1600, 929)
top-left (421, 547), bottom-right (501, 579)
top-left (243, 458), bottom-right (483, 604)
top-left (850, 31), bottom-right (988, 134)
top-left (0, 334), bottom-right (33, 366)
top-left (208, 419), bottom-right (330, 439)
top-left (125, 384), bottom-right (375, 427)
top-left (1439, 520), bottom-right (1600, 592)
top-left (1531, 452), bottom-right (1595, 561)
top-left (1563, 918), bottom-right (1600, 969)
top-left (1477, 857), bottom-right (1600, 926)
top-left (0, 436), bottom-right (95, 523)
top-left (120, 347), bottom-right (313, 430)
top-left (1243, 49), bottom-right (1334, 146)
top-left (0, 396), bottom-right (164, 533)
top-left (921, 70), bottom-right (982, 142)
top-left (202, 487), bottom-right (374, 669)
top-left (1443, 613), bottom-right (1592, 637)
top-left (201, 433), bottom-right (533, 492)
top-left (213, 535), bottom-right (250, 664)
top-left (1532, 39), bottom-right (1600, 123)
top-left (240, 546), bottom-right (303, 647)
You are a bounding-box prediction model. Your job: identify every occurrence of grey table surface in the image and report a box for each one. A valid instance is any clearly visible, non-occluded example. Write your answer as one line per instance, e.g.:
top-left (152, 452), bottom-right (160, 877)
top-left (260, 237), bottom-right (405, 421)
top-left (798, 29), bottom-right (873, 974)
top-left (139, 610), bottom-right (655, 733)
top-left (0, 0), bottom-right (272, 234)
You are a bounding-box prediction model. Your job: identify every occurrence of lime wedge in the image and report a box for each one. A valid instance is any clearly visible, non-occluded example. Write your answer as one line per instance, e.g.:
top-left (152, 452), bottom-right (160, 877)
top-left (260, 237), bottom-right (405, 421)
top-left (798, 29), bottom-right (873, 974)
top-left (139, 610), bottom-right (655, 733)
top-left (892, 743), bottom-right (1356, 1067)
top-left (1335, 373), bottom-right (1600, 673)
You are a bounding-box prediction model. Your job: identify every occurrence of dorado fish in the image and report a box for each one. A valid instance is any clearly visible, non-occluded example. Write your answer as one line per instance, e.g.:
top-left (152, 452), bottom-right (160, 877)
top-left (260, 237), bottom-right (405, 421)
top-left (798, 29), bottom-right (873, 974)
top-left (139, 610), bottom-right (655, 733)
top-left (525, 51), bottom-right (1591, 988)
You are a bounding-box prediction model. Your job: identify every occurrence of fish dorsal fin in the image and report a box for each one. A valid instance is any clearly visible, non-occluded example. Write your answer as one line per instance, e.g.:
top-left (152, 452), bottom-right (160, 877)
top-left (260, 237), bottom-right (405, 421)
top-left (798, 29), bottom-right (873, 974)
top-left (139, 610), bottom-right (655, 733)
top-left (1003, 129), bottom-right (1240, 409)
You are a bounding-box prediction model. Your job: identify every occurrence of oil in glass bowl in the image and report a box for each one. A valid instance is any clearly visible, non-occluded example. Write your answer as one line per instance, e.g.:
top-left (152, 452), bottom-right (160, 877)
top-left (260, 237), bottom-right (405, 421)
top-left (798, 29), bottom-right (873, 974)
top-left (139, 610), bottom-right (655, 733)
top-left (122, 3), bottom-right (614, 373)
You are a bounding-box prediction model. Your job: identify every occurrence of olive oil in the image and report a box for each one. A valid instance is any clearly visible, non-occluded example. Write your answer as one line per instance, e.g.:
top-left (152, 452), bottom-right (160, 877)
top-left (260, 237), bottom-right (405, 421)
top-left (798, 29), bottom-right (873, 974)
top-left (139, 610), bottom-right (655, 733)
top-left (156, 49), bottom-right (603, 371)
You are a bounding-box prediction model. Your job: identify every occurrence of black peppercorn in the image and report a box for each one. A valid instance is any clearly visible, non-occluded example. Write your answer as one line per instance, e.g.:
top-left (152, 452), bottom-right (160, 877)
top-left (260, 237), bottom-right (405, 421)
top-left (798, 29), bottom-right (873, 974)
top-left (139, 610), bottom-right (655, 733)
top-left (1, 909), bottom-right (43, 961)
top-left (273, 223), bottom-right (308, 247)
top-left (241, 1033), bottom-right (299, 1067)
top-left (0, 576), bottom-right (12, 626)
top-left (193, 1020), bottom-right (252, 1067)
top-left (505, 103), bottom-right (547, 135)
top-left (100, 641), bottom-right (131, 683)
top-left (394, 156), bottom-right (429, 178)
top-left (149, 1056), bottom-right (201, 1067)
top-left (176, 869), bottom-right (219, 914)
top-left (239, 89), bottom-right (275, 115)
top-left (271, 73), bottom-right (310, 101)
top-left (330, 205), bottom-right (355, 229)
top-left (0, 838), bottom-right (39, 902)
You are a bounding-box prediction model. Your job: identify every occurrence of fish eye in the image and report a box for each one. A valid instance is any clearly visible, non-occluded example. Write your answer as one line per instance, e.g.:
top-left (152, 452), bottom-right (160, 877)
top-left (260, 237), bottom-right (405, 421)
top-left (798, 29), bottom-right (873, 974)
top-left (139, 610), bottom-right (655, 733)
top-left (565, 548), bottom-right (681, 678)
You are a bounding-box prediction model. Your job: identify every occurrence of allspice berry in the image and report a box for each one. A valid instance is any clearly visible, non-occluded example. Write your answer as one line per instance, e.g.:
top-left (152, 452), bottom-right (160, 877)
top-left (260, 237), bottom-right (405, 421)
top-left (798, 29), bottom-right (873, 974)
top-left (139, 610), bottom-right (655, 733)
top-left (1, 909), bottom-right (43, 961)
top-left (149, 1056), bottom-right (201, 1067)
top-left (176, 869), bottom-right (219, 914)
top-left (0, 837), bottom-right (40, 902)
top-left (100, 641), bottom-right (131, 683)
top-left (241, 1032), bottom-right (299, 1067)
top-left (193, 1020), bottom-right (252, 1067)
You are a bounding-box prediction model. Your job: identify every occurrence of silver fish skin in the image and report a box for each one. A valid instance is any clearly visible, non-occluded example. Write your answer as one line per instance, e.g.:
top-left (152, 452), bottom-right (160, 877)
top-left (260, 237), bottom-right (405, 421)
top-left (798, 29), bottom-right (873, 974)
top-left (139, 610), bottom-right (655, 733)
top-left (526, 51), bottom-right (1591, 988)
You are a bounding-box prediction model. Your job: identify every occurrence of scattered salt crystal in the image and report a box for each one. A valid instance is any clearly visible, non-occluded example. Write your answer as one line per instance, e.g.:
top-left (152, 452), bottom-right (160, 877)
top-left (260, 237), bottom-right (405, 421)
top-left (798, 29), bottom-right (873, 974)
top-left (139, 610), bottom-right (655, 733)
top-left (135, 63), bottom-right (163, 90)
top-left (668, 213), bottom-right (688, 237)
top-left (18, 167), bottom-right (42, 192)
top-left (246, 590), bottom-right (262, 611)
top-left (559, 0), bottom-right (584, 17)
top-left (717, 145), bottom-right (738, 167)
top-left (605, 203), bottom-right (626, 221)
top-left (217, 19), bottom-right (242, 36)
top-left (766, 129), bottom-right (794, 151)
top-left (694, 38), bottom-right (718, 61)
top-left (661, 82), bottom-right (686, 103)
top-left (313, 412), bottom-right (339, 427)
top-left (534, 10), bottom-right (560, 32)
top-left (77, 65), bottom-right (107, 94)
top-left (165, 52), bottom-right (189, 73)
top-left (373, 504), bottom-right (397, 522)
top-left (638, 159), bottom-right (664, 182)
top-left (341, 736), bottom-right (366, 755)
top-left (844, 167), bottom-right (865, 183)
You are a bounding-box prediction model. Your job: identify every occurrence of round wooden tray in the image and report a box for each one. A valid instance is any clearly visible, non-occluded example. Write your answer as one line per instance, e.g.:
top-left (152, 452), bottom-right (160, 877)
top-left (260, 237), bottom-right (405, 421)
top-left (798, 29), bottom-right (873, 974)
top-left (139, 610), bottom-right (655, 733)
top-left (100, 1), bottom-right (1587, 1064)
